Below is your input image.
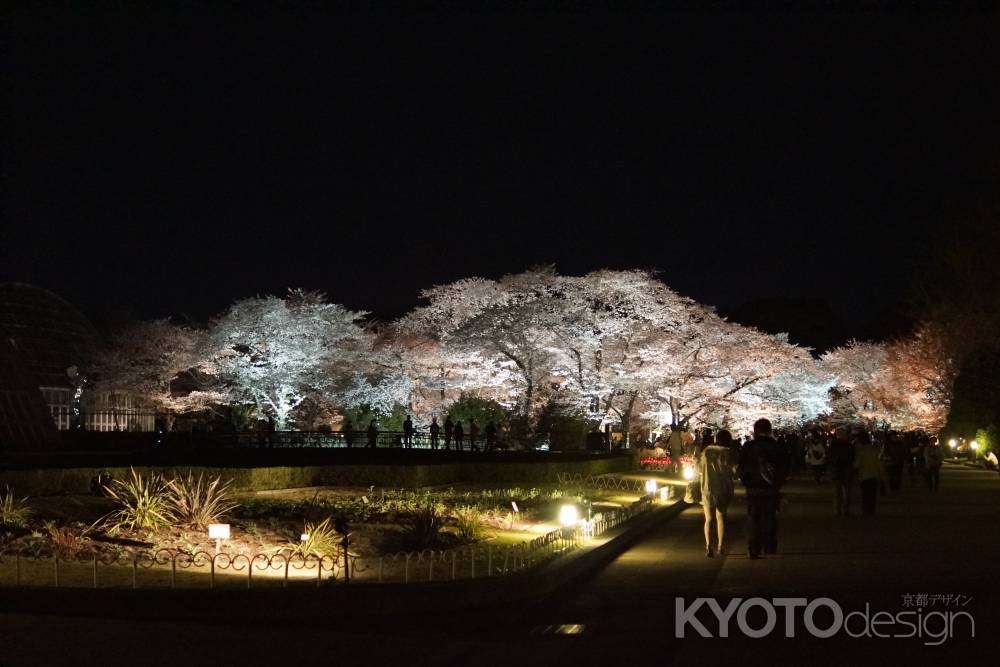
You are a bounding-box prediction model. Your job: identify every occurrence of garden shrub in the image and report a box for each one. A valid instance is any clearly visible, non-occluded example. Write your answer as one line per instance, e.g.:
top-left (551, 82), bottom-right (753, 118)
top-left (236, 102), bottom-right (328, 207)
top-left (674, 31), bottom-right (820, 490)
top-left (399, 502), bottom-right (445, 549)
top-left (45, 521), bottom-right (89, 559)
top-left (98, 468), bottom-right (174, 534)
top-left (452, 505), bottom-right (489, 542)
top-left (167, 471), bottom-right (240, 529)
top-left (533, 399), bottom-right (597, 450)
top-left (446, 396), bottom-right (509, 430)
top-left (272, 517), bottom-right (342, 559)
top-left (342, 403), bottom-right (409, 432)
top-left (0, 486), bottom-right (31, 528)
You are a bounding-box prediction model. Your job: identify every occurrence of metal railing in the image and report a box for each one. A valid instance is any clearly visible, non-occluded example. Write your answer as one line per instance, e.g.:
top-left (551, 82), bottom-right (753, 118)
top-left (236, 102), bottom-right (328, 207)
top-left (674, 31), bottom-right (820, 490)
top-left (164, 430), bottom-right (502, 451)
top-left (194, 431), bottom-right (497, 451)
top-left (0, 497), bottom-right (653, 590)
top-left (556, 472), bottom-right (660, 493)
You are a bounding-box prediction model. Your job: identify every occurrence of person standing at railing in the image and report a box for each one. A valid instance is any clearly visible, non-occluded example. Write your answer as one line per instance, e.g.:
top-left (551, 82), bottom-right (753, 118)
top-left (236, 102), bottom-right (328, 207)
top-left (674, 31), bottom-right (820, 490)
top-left (366, 419), bottom-right (378, 449)
top-left (429, 416), bottom-right (441, 449)
top-left (453, 420), bottom-right (465, 451)
top-left (342, 419), bottom-right (354, 448)
top-left (444, 416), bottom-right (454, 450)
top-left (469, 418), bottom-right (480, 451)
top-left (403, 415), bottom-right (415, 448)
top-left (485, 420), bottom-right (497, 450)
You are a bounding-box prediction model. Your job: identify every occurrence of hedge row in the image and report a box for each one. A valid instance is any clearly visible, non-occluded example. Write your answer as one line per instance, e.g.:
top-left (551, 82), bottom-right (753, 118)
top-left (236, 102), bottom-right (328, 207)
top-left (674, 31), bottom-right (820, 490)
top-left (0, 456), bottom-right (630, 496)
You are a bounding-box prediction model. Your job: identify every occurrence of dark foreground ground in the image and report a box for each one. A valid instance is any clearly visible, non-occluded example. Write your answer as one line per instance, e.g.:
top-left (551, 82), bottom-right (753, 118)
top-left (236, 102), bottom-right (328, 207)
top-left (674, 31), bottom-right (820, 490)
top-left (2, 463), bottom-right (997, 666)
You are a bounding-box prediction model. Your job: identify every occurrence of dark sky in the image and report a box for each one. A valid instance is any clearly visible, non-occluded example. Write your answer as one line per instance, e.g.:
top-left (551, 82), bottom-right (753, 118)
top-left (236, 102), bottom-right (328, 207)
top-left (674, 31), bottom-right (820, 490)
top-left (3, 5), bottom-right (998, 348)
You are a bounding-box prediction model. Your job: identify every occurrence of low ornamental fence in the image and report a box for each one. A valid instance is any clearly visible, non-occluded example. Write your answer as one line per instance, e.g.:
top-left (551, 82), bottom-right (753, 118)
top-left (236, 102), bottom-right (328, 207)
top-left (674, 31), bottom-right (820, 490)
top-left (556, 472), bottom-right (676, 494)
top-left (0, 497), bottom-right (653, 591)
top-left (162, 430), bottom-right (503, 452)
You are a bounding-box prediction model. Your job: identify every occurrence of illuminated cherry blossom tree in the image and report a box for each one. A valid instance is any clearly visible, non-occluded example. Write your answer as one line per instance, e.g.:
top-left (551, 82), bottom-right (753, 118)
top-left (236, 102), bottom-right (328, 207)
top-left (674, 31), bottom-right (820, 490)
top-left (399, 268), bottom-right (566, 419)
top-left (89, 319), bottom-right (219, 426)
top-left (397, 268), bottom-right (820, 438)
top-left (200, 289), bottom-right (373, 429)
top-left (822, 323), bottom-right (954, 432)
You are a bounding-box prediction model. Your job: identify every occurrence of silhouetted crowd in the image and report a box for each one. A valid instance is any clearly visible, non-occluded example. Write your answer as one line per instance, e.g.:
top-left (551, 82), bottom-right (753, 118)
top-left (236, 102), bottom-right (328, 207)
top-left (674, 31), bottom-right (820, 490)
top-left (337, 415), bottom-right (500, 451)
top-left (681, 421), bottom-right (945, 559)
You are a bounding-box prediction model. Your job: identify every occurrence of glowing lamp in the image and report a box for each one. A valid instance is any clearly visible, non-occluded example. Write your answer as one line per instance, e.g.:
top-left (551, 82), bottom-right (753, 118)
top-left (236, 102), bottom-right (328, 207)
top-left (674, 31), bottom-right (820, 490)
top-left (682, 464), bottom-right (696, 481)
top-left (645, 479), bottom-right (657, 495)
top-left (559, 505), bottom-right (579, 526)
top-left (511, 501), bottom-right (519, 513)
top-left (659, 487), bottom-right (670, 501)
top-left (948, 439), bottom-right (957, 449)
top-left (208, 523), bottom-right (230, 540)
top-left (300, 533), bottom-right (310, 542)
top-left (971, 441), bottom-right (980, 451)
top-left (208, 523), bottom-right (230, 556)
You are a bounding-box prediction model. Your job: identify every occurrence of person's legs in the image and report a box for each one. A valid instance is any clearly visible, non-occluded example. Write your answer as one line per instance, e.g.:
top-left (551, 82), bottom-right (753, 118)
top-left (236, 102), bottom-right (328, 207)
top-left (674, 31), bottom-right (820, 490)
top-left (761, 495), bottom-right (778, 553)
top-left (929, 467), bottom-right (940, 491)
top-left (716, 508), bottom-right (727, 553)
top-left (843, 476), bottom-right (854, 516)
top-left (746, 495), bottom-right (762, 557)
top-left (861, 478), bottom-right (877, 514)
top-left (703, 503), bottom-right (714, 552)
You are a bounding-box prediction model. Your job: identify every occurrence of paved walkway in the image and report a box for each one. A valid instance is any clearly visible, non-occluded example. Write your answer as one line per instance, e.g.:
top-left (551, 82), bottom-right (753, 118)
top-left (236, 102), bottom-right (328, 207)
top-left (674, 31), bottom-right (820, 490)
top-left (512, 462), bottom-right (999, 663)
top-left (3, 464), bottom-right (998, 665)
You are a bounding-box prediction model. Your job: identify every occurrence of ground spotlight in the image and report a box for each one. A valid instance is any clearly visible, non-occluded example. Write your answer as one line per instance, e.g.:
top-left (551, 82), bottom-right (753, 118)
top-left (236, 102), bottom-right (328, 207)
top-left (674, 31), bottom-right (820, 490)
top-left (559, 504), bottom-right (579, 526)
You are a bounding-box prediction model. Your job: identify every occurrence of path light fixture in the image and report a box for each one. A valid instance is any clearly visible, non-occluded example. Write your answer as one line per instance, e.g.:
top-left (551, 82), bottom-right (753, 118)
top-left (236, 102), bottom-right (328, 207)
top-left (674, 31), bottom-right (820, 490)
top-left (682, 464), bottom-right (696, 481)
top-left (300, 533), bottom-right (310, 542)
top-left (559, 504), bottom-right (578, 527)
top-left (645, 479), bottom-right (657, 495)
top-left (208, 523), bottom-right (230, 556)
top-left (971, 440), bottom-right (980, 452)
top-left (949, 439), bottom-right (957, 450)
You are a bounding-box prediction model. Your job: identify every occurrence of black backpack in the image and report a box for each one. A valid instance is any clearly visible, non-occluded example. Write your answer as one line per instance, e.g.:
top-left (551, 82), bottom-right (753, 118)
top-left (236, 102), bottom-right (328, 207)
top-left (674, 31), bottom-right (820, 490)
top-left (741, 443), bottom-right (776, 487)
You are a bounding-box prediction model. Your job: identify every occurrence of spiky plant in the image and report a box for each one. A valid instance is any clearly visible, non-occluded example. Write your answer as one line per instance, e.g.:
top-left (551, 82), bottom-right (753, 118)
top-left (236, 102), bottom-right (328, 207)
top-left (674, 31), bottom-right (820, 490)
top-left (0, 486), bottom-right (31, 528)
top-left (399, 503), bottom-right (445, 549)
top-left (166, 471), bottom-right (240, 529)
top-left (453, 505), bottom-right (488, 542)
top-left (98, 468), bottom-right (174, 534)
top-left (284, 517), bottom-right (342, 559)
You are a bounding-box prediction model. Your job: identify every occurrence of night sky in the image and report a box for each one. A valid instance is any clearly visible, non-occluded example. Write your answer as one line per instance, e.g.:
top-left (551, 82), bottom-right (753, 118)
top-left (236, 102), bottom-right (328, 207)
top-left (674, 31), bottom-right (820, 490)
top-left (4, 6), bottom-right (998, 350)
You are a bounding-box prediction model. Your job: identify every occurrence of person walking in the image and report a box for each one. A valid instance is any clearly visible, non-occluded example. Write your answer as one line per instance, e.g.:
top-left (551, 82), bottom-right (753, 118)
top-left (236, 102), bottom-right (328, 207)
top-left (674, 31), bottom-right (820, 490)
top-left (806, 437), bottom-right (827, 483)
top-left (924, 437), bottom-right (944, 491)
top-left (666, 428), bottom-right (685, 476)
top-left (469, 418), bottom-right (480, 451)
top-left (855, 437), bottom-right (886, 515)
top-left (444, 416), bottom-right (454, 450)
top-left (698, 429), bottom-right (737, 557)
top-left (788, 433), bottom-right (804, 480)
top-left (909, 436), bottom-right (926, 488)
top-left (828, 427), bottom-right (856, 516)
top-left (429, 417), bottom-right (440, 449)
top-left (402, 414), bottom-right (414, 449)
top-left (738, 418), bottom-right (788, 559)
top-left (485, 421), bottom-right (497, 450)
top-left (885, 433), bottom-right (908, 492)
top-left (453, 420), bottom-right (465, 451)
top-left (342, 419), bottom-right (354, 449)
top-left (366, 419), bottom-right (378, 449)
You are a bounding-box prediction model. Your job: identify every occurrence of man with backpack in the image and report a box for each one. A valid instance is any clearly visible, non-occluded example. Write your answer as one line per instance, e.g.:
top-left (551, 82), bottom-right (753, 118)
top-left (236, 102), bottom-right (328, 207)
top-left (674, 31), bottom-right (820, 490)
top-left (738, 418), bottom-right (788, 559)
